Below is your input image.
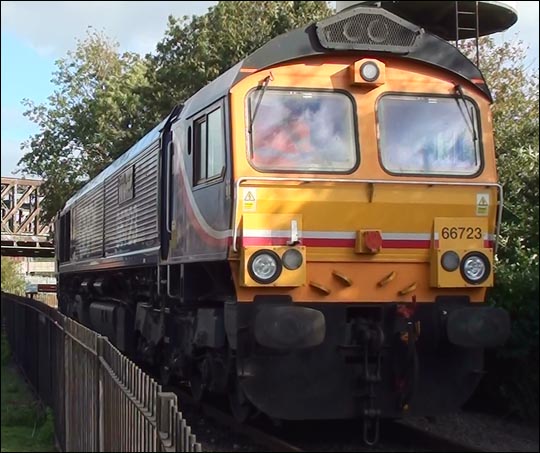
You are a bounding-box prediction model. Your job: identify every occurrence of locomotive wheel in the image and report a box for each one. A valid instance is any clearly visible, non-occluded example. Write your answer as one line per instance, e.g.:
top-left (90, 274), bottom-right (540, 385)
top-left (157, 344), bottom-right (173, 386)
top-left (190, 355), bottom-right (212, 402)
top-left (228, 374), bottom-right (253, 423)
top-left (190, 369), bottom-right (207, 402)
top-left (160, 364), bottom-right (173, 386)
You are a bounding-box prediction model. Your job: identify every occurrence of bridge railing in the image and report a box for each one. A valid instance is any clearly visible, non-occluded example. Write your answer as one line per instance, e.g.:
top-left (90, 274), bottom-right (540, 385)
top-left (1, 292), bottom-right (201, 452)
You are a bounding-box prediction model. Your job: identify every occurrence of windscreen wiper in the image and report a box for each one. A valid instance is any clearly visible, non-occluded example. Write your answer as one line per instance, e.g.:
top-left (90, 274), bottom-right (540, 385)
top-left (454, 84), bottom-right (478, 142)
top-left (249, 74), bottom-right (272, 134)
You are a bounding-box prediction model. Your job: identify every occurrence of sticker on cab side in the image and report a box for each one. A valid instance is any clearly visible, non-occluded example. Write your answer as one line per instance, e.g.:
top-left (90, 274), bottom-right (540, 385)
top-left (243, 188), bottom-right (257, 212)
top-left (476, 193), bottom-right (489, 216)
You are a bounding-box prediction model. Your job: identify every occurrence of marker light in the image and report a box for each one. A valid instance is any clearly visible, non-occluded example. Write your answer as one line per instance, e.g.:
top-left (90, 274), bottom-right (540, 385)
top-left (282, 249), bottom-right (303, 270)
top-left (441, 251), bottom-right (460, 272)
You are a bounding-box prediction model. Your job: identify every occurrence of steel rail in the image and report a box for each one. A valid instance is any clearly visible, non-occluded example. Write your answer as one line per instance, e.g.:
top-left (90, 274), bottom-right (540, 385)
top-left (173, 387), bottom-right (304, 452)
top-left (388, 420), bottom-right (487, 452)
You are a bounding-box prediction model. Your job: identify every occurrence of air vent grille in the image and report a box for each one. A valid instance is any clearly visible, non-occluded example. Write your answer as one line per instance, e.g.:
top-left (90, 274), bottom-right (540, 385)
top-left (316, 7), bottom-right (422, 53)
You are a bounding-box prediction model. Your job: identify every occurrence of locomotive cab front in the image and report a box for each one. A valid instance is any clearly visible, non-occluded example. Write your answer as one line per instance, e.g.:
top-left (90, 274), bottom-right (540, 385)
top-left (224, 4), bottom-right (511, 423)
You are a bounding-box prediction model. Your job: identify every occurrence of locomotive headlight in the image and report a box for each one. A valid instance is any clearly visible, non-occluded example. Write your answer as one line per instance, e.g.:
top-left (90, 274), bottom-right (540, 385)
top-left (360, 62), bottom-right (380, 82)
top-left (441, 251), bottom-right (460, 272)
top-left (248, 250), bottom-right (282, 284)
top-left (282, 248), bottom-right (303, 270)
top-left (460, 252), bottom-right (490, 284)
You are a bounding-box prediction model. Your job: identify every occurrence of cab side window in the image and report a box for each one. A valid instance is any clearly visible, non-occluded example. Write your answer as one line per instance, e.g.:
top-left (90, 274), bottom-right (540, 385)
top-left (194, 107), bottom-right (225, 185)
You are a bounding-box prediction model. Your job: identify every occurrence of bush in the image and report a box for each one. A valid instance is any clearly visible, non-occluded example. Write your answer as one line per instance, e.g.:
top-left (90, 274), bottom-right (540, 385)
top-left (481, 146), bottom-right (540, 420)
top-left (36, 408), bottom-right (56, 445)
top-left (460, 34), bottom-right (540, 422)
top-left (1, 257), bottom-right (25, 295)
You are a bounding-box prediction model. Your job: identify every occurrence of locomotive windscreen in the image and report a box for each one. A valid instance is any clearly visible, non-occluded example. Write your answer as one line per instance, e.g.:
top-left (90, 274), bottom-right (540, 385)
top-left (377, 94), bottom-right (481, 176)
top-left (248, 89), bottom-right (358, 173)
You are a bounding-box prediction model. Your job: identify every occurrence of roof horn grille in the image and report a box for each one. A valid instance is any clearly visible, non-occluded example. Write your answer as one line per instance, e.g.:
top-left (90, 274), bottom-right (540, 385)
top-left (316, 6), bottom-right (423, 54)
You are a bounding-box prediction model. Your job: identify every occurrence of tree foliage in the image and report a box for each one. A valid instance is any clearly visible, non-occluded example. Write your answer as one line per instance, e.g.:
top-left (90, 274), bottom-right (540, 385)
top-left (18, 29), bottom-right (152, 221)
top-left (141, 1), bottom-right (332, 119)
top-left (1, 258), bottom-right (25, 296)
top-left (18, 3), bottom-right (332, 221)
top-left (486, 144), bottom-right (539, 420)
top-left (465, 37), bottom-right (539, 420)
top-left (480, 39), bottom-right (539, 156)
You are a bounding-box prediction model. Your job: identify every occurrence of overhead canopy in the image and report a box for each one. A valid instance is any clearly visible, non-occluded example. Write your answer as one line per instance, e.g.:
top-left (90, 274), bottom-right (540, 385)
top-left (336, 1), bottom-right (518, 40)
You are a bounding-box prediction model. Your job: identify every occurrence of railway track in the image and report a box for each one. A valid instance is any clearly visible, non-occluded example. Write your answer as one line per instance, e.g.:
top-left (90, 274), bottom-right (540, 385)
top-left (275, 418), bottom-right (487, 452)
top-left (171, 384), bottom-right (486, 452)
top-left (386, 420), bottom-right (486, 452)
top-left (172, 387), bottom-right (303, 452)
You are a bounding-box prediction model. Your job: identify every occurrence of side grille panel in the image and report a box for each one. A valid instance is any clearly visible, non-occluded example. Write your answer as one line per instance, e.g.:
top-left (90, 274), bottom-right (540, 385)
top-left (72, 186), bottom-right (104, 260)
top-left (104, 146), bottom-right (160, 256)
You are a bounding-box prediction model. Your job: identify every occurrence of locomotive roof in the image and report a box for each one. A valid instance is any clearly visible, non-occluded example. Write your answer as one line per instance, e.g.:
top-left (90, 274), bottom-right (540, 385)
top-left (178, 6), bottom-right (492, 120)
top-left (62, 6), bottom-right (490, 213)
top-left (233, 8), bottom-right (491, 99)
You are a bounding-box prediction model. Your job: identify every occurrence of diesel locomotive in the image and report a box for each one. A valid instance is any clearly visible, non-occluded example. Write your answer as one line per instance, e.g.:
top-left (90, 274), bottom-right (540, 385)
top-left (56, 0), bottom-right (514, 440)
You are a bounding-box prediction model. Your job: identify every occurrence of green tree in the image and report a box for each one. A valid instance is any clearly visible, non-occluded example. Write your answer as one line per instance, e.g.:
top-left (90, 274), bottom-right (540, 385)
top-left (1, 257), bottom-right (25, 295)
top-left (479, 39), bottom-right (539, 156)
top-left (465, 37), bottom-right (539, 419)
top-left (142, 1), bottom-right (333, 119)
top-left (18, 28), bottom-right (152, 221)
top-left (19, 3), bottom-right (332, 220)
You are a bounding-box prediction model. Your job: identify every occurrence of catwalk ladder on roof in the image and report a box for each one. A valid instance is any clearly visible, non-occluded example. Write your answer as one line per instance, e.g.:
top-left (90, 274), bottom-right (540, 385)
top-left (455, 1), bottom-right (480, 66)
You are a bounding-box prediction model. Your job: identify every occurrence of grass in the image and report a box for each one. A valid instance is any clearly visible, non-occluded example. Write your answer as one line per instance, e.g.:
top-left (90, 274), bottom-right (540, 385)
top-left (1, 332), bottom-right (56, 452)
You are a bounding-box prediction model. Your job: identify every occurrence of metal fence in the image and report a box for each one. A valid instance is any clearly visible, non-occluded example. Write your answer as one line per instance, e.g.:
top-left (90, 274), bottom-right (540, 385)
top-left (31, 292), bottom-right (58, 308)
top-left (1, 292), bottom-right (202, 452)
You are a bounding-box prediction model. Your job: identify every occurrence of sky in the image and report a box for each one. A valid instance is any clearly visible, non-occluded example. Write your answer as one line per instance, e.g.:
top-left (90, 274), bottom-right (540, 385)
top-left (1, 1), bottom-right (538, 178)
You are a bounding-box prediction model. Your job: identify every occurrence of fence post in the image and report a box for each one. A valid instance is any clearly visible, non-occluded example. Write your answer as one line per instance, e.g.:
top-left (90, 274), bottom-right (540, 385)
top-left (97, 336), bottom-right (104, 452)
top-left (64, 320), bottom-right (70, 452)
top-left (157, 392), bottom-right (177, 452)
top-left (2, 296), bottom-right (202, 453)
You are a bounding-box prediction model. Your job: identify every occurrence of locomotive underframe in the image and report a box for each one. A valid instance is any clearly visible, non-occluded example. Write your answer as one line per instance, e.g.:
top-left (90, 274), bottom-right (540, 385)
top-left (57, 261), bottom-right (508, 420)
top-left (230, 297), bottom-right (490, 419)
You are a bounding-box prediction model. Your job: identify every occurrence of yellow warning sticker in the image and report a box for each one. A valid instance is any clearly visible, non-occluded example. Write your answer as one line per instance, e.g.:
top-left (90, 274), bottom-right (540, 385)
top-left (476, 193), bottom-right (489, 216)
top-left (243, 188), bottom-right (257, 212)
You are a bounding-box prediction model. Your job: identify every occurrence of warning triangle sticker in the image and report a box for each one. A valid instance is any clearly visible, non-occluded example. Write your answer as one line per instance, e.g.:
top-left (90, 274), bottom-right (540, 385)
top-left (244, 191), bottom-right (255, 202)
top-left (479, 196), bottom-right (488, 206)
